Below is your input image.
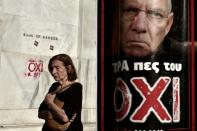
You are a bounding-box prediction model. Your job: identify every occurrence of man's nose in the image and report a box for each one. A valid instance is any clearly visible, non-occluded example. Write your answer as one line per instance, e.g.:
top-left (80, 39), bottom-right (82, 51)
top-left (131, 12), bottom-right (147, 33)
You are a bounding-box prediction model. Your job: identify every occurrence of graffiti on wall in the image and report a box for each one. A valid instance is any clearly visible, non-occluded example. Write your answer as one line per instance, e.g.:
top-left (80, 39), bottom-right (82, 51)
top-left (24, 59), bottom-right (43, 79)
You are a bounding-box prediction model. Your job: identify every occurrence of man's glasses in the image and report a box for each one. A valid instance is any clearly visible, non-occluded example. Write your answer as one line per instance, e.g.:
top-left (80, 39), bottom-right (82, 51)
top-left (122, 7), bottom-right (170, 23)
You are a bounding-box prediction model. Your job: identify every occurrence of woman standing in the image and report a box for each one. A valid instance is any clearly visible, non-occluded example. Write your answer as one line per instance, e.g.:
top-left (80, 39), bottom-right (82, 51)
top-left (38, 54), bottom-right (83, 131)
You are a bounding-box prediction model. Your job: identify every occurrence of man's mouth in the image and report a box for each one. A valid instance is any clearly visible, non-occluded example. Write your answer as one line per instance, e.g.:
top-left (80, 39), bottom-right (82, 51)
top-left (124, 40), bottom-right (149, 48)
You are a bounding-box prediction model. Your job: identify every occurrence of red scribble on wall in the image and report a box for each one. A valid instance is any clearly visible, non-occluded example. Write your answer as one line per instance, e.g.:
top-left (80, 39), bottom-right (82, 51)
top-left (24, 59), bottom-right (43, 79)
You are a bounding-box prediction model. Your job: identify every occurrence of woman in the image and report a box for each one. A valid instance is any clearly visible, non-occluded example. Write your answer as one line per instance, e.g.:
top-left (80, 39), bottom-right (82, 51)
top-left (38, 54), bottom-right (83, 131)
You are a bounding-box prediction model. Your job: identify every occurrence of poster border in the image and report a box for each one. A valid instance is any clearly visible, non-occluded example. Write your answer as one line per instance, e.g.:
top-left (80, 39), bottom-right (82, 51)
top-left (100, 0), bottom-right (195, 130)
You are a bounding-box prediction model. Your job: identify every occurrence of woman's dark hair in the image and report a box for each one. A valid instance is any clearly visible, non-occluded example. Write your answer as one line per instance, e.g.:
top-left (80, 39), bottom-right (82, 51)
top-left (48, 54), bottom-right (77, 81)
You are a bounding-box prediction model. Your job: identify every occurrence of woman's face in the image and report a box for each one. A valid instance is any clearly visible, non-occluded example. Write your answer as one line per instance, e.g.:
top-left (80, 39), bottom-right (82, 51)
top-left (50, 59), bottom-right (68, 83)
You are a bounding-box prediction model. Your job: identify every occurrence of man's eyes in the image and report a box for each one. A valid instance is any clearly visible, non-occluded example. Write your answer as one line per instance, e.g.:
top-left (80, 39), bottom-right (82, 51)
top-left (123, 7), bottom-right (166, 19)
top-left (147, 10), bottom-right (165, 18)
top-left (123, 7), bottom-right (139, 13)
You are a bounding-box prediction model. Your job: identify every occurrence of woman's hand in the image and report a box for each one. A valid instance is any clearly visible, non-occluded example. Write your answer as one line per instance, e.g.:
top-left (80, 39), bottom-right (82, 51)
top-left (44, 93), bottom-right (69, 123)
top-left (45, 93), bottom-right (56, 105)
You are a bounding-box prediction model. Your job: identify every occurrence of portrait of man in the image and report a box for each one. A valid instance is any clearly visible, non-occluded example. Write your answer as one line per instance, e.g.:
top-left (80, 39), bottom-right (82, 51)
top-left (103, 0), bottom-right (194, 130)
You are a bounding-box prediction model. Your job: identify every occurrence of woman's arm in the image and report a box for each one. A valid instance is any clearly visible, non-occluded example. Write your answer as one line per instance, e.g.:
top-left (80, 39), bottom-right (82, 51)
top-left (38, 99), bottom-right (53, 120)
top-left (38, 109), bottom-right (53, 120)
top-left (45, 93), bottom-right (69, 123)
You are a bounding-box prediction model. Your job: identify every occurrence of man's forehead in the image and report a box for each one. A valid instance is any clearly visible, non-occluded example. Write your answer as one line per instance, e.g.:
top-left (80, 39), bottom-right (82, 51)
top-left (122, 0), bottom-right (169, 10)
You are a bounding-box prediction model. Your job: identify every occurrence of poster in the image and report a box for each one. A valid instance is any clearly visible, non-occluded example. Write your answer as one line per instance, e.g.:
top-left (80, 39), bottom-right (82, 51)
top-left (100, 0), bottom-right (195, 131)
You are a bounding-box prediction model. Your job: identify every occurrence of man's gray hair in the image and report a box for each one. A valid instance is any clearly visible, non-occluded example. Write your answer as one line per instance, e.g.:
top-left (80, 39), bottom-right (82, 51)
top-left (168, 0), bottom-right (172, 12)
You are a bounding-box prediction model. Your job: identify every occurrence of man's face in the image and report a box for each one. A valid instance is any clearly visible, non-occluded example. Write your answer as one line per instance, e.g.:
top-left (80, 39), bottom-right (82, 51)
top-left (120, 0), bottom-right (173, 57)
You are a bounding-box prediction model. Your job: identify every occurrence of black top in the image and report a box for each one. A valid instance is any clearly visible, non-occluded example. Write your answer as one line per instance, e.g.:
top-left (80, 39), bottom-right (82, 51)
top-left (39, 82), bottom-right (83, 131)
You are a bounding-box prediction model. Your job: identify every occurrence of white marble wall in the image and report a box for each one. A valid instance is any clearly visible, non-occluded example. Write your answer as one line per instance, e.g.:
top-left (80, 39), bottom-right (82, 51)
top-left (0, 0), bottom-right (97, 130)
